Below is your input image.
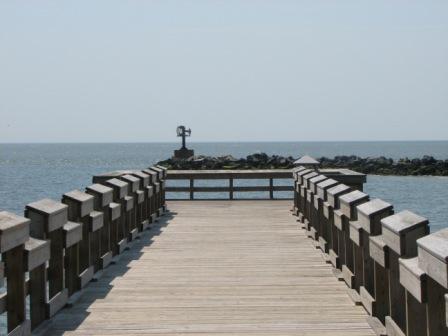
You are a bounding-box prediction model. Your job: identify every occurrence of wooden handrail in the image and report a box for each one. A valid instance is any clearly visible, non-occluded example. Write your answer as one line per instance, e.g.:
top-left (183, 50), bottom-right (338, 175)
top-left (293, 165), bottom-right (448, 336)
top-left (165, 168), bottom-right (366, 200)
top-left (0, 165), bottom-right (168, 335)
top-left (2, 165), bottom-right (447, 335)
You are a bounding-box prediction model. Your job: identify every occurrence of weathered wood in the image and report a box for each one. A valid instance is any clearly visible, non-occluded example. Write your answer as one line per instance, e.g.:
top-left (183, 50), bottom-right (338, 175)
top-left (0, 212), bottom-right (30, 253)
top-left (63, 221), bottom-right (82, 248)
top-left (47, 229), bottom-right (65, 297)
top-left (86, 183), bottom-right (114, 269)
top-left (167, 185), bottom-right (293, 192)
top-left (315, 178), bottom-right (338, 254)
top-left (338, 191), bottom-right (369, 289)
top-left (130, 171), bottom-right (151, 226)
top-left (382, 211), bottom-right (429, 258)
top-left (0, 212), bottom-right (30, 333)
top-left (142, 169), bottom-right (160, 216)
top-left (62, 190), bottom-right (96, 291)
top-left (24, 237), bottom-right (50, 272)
top-left (62, 190), bottom-right (94, 219)
top-left (416, 229), bottom-right (448, 335)
top-left (40, 200), bottom-right (375, 336)
top-left (104, 179), bottom-right (129, 255)
top-left (25, 199), bottom-right (67, 234)
top-left (381, 211), bottom-right (430, 335)
top-left (47, 289), bottom-right (68, 318)
top-left (88, 211), bottom-right (103, 272)
top-left (166, 168), bottom-right (365, 201)
top-left (399, 257), bottom-right (427, 303)
top-left (229, 178), bottom-right (234, 200)
top-left (149, 167), bottom-right (165, 213)
top-left (190, 178), bottom-right (194, 200)
top-left (167, 169), bottom-right (294, 179)
top-left (120, 174), bottom-right (140, 239)
top-left (357, 199), bottom-right (394, 235)
top-left (25, 199), bottom-right (67, 322)
top-left (4, 244), bottom-right (27, 333)
top-left (417, 228), bottom-right (448, 288)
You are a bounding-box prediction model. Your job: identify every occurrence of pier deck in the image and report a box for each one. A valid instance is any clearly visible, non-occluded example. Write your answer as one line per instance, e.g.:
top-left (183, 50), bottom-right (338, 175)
top-left (43, 200), bottom-right (374, 335)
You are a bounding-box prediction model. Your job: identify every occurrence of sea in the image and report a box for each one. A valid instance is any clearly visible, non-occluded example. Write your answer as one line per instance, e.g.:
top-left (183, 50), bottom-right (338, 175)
top-left (1, 141), bottom-right (448, 232)
top-left (0, 141), bottom-right (447, 331)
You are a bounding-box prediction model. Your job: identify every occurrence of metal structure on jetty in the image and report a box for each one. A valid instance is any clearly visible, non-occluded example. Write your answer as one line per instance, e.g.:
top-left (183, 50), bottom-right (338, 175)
top-left (0, 165), bottom-right (447, 336)
top-left (173, 125), bottom-right (194, 159)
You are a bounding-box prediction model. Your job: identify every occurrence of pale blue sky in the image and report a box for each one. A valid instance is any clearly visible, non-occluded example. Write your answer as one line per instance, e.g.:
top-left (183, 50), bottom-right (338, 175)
top-left (1, 1), bottom-right (447, 143)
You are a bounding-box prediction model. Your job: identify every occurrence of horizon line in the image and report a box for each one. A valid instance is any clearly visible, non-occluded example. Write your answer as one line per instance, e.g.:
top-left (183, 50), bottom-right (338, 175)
top-left (1, 139), bottom-right (448, 145)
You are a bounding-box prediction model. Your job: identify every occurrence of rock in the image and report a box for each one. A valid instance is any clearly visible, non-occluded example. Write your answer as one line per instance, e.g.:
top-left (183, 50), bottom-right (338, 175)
top-left (156, 153), bottom-right (447, 176)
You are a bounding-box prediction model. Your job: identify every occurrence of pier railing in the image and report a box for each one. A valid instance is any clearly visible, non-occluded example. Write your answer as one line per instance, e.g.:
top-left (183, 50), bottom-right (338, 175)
top-left (165, 169), bottom-right (366, 200)
top-left (0, 165), bottom-right (167, 335)
top-left (293, 165), bottom-right (448, 336)
top-left (1, 165), bottom-right (447, 336)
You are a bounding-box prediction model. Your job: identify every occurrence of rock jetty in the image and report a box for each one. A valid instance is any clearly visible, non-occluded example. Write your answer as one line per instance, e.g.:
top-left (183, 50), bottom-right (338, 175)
top-left (157, 154), bottom-right (448, 176)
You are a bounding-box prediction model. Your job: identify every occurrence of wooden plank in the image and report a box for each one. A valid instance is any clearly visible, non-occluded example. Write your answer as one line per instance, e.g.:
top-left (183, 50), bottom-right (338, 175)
top-left (41, 201), bottom-right (375, 336)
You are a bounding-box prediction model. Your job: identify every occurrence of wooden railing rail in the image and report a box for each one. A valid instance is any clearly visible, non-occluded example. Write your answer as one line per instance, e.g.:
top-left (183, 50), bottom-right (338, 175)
top-left (165, 168), bottom-right (366, 200)
top-left (293, 165), bottom-right (448, 336)
top-left (3, 164), bottom-right (445, 335)
top-left (165, 169), bottom-right (292, 200)
top-left (0, 165), bottom-right (167, 335)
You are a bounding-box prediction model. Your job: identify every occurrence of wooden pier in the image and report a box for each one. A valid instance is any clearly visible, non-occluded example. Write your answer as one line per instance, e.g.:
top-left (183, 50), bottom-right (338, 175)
top-left (0, 167), bottom-right (447, 336)
top-left (40, 200), bottom-right (375, 335)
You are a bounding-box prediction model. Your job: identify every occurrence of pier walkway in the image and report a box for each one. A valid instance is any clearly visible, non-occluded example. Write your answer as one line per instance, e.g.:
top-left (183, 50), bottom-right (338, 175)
top-left (43, 201), bottom-right (374, 335)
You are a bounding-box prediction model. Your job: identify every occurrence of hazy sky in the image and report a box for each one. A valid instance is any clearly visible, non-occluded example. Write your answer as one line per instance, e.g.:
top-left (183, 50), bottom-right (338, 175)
top-left (1, 1), bottom-right (447, 143)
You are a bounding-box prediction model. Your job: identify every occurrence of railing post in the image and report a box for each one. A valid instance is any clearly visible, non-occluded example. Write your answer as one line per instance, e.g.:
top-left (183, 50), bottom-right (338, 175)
top-left (190, 178), bottom-right (194, 200)
top-left (301, 171), bottom-right (318, 234)
top-left (25, 237), bottom-right (50, 330)
top-left (149, 169), bottom-right (162, 215)
top-left (292, 167), bottom-right (307, 215)
top-left (104, 178), bottom-right (129, 255)
top-left (336, 190), bottom-right (369, 294)
top-left (0, 211), bottom-right (30, 334)
top-left (416, 228), bottom-right (448, 336)
top-left (149, 166), bottom-right (166, 215)
top-left (381, 211), bottom-right (429, 335)
top-left (142, 169), bottom-right (160, 221)
top-left (25, 199), bottom-right (69, 317)
top-left (147, 184), bottom-right (155, 223)
top-left (156, 165), bottom-right (168, 212)
top-left (269, 178), bottom-right (274, 199)
top-left (229, 178), bottom-right (234, 200)
top-left (315, 178), bottom-right (339, 254)
top-left (308, 175), bottom-right (328, 241)
top-left (325, 184), bottom-right (352, 270)
top-left (130, 171), bottom-right (151, 230)
top-left (86, 183), bottom-right (114, 270)
top-left (119, 175), bottom-right (140, 241)
top-left (295, 169), bottom-right (312, 224)
top-left (353, 199), bottom-right (393, 327)
top-left (62, 190), bottom-right (98, 290)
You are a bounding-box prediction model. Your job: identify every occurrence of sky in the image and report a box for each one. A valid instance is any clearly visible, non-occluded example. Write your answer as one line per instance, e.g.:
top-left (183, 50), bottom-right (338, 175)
top-left (0, 1), bottom-right (447, 143)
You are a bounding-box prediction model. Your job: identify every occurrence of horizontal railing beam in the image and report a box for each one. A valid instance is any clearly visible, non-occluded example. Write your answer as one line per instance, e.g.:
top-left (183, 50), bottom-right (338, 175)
top-left (166, 186), bottom-right (293, 192)
top-left (166, 170), bottom-right (293, 180)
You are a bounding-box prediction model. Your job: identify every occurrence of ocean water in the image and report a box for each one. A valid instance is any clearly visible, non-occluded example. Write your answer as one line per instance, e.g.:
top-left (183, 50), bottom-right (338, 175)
top-left (1, 141), bottom-right (448, 232)
top-left (0, 141), bottom-right (447, 332)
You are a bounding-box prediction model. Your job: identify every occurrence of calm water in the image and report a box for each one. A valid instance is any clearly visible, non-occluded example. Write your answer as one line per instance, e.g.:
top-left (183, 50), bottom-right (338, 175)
top-left (1, 141), bottom-right (447, 232)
